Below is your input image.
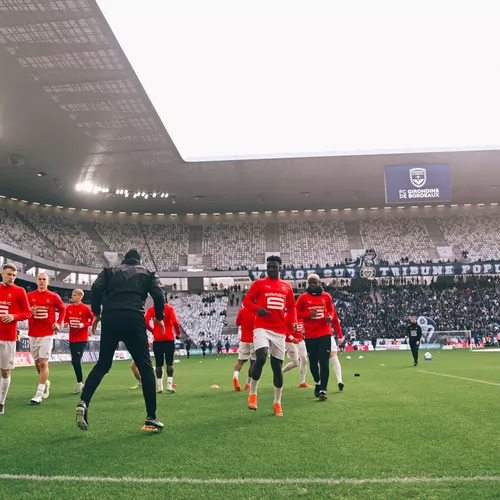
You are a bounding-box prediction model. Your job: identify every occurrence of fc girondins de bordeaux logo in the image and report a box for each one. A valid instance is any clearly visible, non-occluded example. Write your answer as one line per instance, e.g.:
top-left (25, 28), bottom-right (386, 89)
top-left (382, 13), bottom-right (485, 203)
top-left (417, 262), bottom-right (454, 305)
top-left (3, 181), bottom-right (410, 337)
top-left (409, 168), bottom-right (427, 188)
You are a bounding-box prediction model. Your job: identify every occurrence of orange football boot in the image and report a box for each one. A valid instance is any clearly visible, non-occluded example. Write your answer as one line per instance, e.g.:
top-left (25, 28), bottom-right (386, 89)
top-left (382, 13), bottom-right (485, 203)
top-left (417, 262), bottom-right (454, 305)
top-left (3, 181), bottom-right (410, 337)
top-left (233, 377), bottom-right (241, 392)
top-left (248, 394), bottom-right (257, 410)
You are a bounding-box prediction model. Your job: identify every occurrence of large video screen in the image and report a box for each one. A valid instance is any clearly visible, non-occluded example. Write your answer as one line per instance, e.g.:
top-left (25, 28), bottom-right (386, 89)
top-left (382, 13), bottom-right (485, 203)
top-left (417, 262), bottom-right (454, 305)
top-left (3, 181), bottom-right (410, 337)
top-left (385, 164), bottom-right (452, 203)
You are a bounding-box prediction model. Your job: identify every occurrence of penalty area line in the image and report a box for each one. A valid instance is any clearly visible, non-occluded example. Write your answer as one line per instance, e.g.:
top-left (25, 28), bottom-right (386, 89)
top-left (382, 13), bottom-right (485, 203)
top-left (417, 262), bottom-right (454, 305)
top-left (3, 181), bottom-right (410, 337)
top-left (418, 370), bottom-right (500, 387)
top-left (1, 474), bottom-right (500, 486)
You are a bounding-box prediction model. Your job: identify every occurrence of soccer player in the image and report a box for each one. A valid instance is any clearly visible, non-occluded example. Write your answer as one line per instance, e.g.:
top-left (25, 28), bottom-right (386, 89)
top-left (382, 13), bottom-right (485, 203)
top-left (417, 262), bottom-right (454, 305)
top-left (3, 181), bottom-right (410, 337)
top-left (146, 300), bottom-right (181, 393)
top-left (130, 360), bottom-right (143, 389)
top-left (76, 249), bottom-right (165, 432)
top-left (0, 264), bottom-right (31, 414)
top-left (64, 289), bottom-right (93, 394)
top-left (242, 255), bottom-right (296, 417)
top-left (407, 315), bottom-right (422, 366)
top-left (27, 273), bottom-right (66, 404)
top-left (184, 338), bottom-right (192, 359)
top-left (329, 322), bottom-right (345, 392)
top-left (296, 274), bottom-right (341, 401)
top-left (282, 320), bottom-right (312, 388)
top-left (233, 305), bottom-right (256, 392)
top-left (200, 339), bottom-right (207, 359)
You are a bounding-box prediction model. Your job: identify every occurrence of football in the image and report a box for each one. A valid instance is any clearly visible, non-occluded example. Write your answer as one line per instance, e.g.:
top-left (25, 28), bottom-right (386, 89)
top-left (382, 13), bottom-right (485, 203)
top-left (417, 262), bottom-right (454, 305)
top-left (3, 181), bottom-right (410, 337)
top-left (424, 352), bottom-right (432, 361)
top-left (346, 356), bottom-right (351, 360)
top-left (359, 356), bottom-right (364, 360)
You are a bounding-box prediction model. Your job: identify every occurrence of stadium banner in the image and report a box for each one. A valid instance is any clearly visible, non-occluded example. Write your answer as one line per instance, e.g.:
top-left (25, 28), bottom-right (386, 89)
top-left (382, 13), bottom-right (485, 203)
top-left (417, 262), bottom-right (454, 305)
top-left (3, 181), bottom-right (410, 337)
top-left (377, 345), bottom-right (411, 351)
top-left (344, 345), bottom-right (371, 352)
top-left (249, 260), bottom-right (500, 280)
top-left (384, 163), bottom-right (452, 203)
top-left (420, 343), bottom-right (441, 349)
top-left (15, 352), bottom-right (35, 367)
top-left (113, 350), bottom-right (132, 361)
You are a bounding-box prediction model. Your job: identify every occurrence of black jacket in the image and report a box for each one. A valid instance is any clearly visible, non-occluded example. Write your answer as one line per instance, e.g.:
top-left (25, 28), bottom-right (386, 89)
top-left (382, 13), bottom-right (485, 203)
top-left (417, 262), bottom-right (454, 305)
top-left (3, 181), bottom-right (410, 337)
top-left (91, 258), bottom-right (165, 320)
top-left (406, 323), bottom-right (422, 342)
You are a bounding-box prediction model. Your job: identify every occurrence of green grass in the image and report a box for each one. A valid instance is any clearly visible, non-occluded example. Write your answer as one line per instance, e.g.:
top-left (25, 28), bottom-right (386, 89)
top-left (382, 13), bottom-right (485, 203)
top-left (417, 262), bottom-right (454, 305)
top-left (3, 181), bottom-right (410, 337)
top-left (1, 350), bottom-right (500, 499)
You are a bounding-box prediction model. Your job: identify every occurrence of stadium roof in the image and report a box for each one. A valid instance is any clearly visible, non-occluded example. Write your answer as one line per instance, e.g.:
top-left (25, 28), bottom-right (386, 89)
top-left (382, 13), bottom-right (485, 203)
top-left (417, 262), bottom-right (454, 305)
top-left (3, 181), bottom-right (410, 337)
top-left (0, 0), bottom-right (499, 215)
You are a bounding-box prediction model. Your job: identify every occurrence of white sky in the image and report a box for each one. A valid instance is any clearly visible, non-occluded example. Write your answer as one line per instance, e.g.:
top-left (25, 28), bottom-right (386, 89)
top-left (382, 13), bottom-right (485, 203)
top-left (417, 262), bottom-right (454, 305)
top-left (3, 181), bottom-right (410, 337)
top-left (97, 0), bottom-right (500, 161)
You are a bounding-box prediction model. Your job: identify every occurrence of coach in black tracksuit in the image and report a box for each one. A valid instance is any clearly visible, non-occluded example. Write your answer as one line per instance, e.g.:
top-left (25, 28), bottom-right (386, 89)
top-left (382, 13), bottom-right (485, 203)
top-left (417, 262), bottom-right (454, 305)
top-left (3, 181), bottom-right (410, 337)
top-left (76, 249), bottom-right (165, 431)
top-left (407, 315), bottom-right (422, 366)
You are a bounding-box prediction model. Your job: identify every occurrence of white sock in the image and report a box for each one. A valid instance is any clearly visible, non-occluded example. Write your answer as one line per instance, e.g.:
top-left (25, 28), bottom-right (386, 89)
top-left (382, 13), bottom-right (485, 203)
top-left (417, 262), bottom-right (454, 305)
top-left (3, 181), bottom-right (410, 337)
top-left (246, 377), bottom-right (252, 386)
top-left (282, 360), bottom-right (298, 374)
top-left (250, 379), bottom-right (259, 396)
top-left (331, 356), bottom-right (343, 384)
top-left (274, 386), bottom-right (282, 404)
top-left (233, 370), bottom-right (239, 379)
top-left (158, 379), bottom-right (163, 389)
top-left (0, 376), bottom-right (11, 405)
top-left (299, 356), bottom-right (308, 385)
top-left (167, 377), bottom-right (173, 386)
top-left (37, 383), bottom-right (45, 394)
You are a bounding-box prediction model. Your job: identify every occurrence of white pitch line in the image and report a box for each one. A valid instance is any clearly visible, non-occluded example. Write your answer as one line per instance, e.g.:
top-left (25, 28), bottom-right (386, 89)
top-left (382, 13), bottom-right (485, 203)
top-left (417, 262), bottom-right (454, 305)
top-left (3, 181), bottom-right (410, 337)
top-left (1, 474), bottom-right (500, 486)
top-left (419, 370), bottom-right (500, 387)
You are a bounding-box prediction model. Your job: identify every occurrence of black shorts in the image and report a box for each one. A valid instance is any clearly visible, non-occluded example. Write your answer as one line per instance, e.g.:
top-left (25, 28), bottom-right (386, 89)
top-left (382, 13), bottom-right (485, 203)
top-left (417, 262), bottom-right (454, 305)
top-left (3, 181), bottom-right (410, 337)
top-left (153, 340), bottom-right (175, 366)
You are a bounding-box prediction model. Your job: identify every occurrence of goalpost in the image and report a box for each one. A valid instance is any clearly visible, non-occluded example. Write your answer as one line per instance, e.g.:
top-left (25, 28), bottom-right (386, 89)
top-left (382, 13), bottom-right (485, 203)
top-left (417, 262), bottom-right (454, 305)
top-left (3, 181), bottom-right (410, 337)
top-left (429, 330), bottom-right (472, 349)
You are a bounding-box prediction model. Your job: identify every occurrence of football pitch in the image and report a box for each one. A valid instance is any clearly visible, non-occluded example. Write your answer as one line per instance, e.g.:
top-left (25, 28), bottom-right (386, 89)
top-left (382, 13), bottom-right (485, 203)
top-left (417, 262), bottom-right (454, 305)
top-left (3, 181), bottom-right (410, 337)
top-left (1, 350), bottom-right (499, 499)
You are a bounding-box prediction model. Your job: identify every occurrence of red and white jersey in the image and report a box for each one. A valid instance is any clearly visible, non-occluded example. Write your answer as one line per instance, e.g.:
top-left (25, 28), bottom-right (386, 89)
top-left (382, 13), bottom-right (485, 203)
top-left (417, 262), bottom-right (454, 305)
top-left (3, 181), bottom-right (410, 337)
top-left (64, 303), bottom-right (93, 343)
top-left (242, 277), bottom-right (296, 335)
top-left (285, 320), bottom-right (304, 344)
top-left (0, 284), bottom-right (31, 341)
top-left (296, 291), bottom-right (343, 340)
top-left (27, 289), bottom-right (66, 338)
top-left (236, 307), bottom-right (256, 343)
top-left (145, 304), bottom-right (181, 342)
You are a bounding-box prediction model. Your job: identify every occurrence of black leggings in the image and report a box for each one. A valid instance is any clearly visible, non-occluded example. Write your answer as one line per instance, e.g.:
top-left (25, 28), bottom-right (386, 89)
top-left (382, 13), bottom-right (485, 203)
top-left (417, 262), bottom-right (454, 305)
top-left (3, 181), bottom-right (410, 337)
top-left (305, 335), bottom-right (331, 391)
top-left (251, 348), bottom-right (284, 389)
top-left (410, 342), bottom-right (419, 363)
top-left (70, 342), bottom-right (87, 383)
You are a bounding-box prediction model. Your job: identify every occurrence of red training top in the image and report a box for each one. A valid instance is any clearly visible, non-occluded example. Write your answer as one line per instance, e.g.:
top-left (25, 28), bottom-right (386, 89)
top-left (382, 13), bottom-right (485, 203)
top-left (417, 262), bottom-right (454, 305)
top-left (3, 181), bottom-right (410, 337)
top-left (296, 291), bottom-right (343, 340)
top-left (0, 284), bottom-right (31, 341)
top-left (64, 303), bottom-right (93, 343)
top-left (145, 304), bottom-right (181, 342)
top-left (27, 289), bottom-right (66, 338)
top-left (285, 320), bottom-right (304, 344)
top-left (242, 277), bottom-right (296, 335)
top-left (236, 307), bottom-right (256, 343)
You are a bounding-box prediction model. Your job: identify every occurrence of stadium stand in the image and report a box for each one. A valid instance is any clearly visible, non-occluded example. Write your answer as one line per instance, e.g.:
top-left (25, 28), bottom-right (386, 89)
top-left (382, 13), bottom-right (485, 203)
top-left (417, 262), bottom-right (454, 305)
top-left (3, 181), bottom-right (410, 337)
top-left (278, 220), bottom-right (350, 267)
top-left (0, 209), bottom-right (65, 262)
top-left (202, 222), bottom-right (266, 269)
top-left (436, 215), bottom-right (500, 262)
top-left (359, 217), bottom-right (434, 264)
top-left (330, 277), bottom-right (500, 340)
top-left (140, 223), bottom-right (189, 271)
top-left (93, 221), bottom-right (155, 269)
top-left (1, 209), bottom-right (500, 270)
top-left (168, 294), bottom-right (229, 344)
top-left (20, 211), bottom-right (104, 268)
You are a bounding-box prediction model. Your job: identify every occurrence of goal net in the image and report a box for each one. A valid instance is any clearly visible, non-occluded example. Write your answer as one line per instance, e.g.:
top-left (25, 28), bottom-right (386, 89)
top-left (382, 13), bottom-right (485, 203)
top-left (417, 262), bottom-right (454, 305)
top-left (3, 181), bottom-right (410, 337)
top-left (426, 330), bottom-right (472, 348)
